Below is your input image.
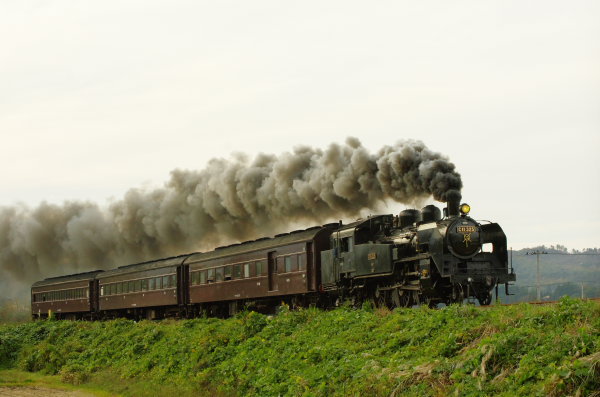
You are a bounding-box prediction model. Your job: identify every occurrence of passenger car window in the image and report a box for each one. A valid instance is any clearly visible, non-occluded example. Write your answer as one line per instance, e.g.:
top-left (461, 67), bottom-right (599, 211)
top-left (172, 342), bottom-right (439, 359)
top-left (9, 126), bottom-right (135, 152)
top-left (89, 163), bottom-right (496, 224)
top-left (234, 264), bottom-right (242, 279)
top-left (244, 263), bottom-right (250, 278)
top-left (255, 261), bottom-right (262, 276)
top-left (207, 269), bottom-right (215, 283)
top-left (141, 279), bottom-right (148, 291)
top-left (224, 266), bottom-right (232, 280)
top-left (215, 267), bottom-right (224, 282)
top-left (285, 256), bottom-right (292, 272)
top-left (149, 278), bottom-right (156, 290)
top-left (200, 270), bottom-right (207, 284)
top-left (169, 275), bottom-right (176, 288)
top-left (162, 275), bottom-right (169, 289)
top-left (298, 254), bottom-right (306, 271)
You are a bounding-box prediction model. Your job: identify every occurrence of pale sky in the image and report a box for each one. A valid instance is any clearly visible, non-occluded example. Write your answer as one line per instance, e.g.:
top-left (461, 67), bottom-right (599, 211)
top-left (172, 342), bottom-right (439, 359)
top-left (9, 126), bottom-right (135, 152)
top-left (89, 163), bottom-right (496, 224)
top-left (1, 1), bottom-right (599, 250)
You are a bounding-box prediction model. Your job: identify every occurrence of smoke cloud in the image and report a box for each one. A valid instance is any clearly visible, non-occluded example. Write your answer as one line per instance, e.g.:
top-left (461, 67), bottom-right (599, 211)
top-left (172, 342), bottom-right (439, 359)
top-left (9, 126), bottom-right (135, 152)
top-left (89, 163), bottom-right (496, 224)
top-left (0, 137), bottom-right (461, 296)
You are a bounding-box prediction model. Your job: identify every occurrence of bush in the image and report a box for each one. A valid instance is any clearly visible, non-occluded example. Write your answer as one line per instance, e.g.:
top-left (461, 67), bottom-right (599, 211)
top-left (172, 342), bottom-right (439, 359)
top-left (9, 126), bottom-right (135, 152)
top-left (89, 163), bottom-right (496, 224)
top-left (0, 298), bottom-right (598, 396)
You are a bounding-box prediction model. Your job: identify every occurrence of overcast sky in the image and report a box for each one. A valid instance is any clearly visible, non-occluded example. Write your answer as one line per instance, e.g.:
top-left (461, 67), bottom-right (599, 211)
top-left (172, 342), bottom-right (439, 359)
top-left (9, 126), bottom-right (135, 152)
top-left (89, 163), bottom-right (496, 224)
top-left (1, 1), bottom-right (599, 250)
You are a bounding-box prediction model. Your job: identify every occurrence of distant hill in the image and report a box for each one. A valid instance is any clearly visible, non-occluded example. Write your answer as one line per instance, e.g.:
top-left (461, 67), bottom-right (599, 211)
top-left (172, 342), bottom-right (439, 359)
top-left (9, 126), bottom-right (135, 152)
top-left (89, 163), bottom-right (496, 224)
top-left (498, 246), bottom-right (600, 303)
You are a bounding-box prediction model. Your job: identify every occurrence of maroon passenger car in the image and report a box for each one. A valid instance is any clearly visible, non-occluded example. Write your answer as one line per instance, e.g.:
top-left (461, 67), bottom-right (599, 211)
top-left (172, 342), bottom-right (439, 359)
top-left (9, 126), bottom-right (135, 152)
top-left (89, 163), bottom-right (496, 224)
top-left (31, 270), bottom-right (103, 320)
top-left (186, 225), bottom-right (336, 316)
top-left (96, 254), bottom-right (196, 319)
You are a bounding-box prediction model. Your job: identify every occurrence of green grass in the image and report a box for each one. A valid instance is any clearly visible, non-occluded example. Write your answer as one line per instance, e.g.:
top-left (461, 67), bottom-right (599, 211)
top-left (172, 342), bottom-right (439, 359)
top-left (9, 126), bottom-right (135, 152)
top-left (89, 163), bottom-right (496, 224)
top-left (1, 297), bottom-right (598, 396)
top-left (0, 368), bottom-right (115, 396)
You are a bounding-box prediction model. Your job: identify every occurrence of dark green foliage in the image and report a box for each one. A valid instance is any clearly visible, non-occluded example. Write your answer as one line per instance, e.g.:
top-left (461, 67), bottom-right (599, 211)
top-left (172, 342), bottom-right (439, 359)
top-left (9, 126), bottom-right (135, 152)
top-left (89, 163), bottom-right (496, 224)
top-left (1, 297), bottom-right (598, 396)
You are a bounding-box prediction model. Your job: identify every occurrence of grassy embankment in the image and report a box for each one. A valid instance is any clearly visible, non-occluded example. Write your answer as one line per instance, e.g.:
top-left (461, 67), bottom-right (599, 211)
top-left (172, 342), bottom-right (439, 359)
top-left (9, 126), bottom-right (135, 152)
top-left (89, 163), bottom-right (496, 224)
top-left (0, 297), bottom-right (598, 396)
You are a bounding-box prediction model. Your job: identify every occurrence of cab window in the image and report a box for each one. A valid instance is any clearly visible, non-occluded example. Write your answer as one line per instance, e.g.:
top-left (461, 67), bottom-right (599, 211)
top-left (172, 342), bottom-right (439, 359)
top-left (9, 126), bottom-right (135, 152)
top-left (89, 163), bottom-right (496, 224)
top-left (341, 237), bottom-right (353, 252)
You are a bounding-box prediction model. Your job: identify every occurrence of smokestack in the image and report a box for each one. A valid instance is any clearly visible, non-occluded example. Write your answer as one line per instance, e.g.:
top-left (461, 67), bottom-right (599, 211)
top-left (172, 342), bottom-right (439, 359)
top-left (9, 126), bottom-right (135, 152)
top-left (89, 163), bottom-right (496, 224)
top-left (0, 137), bottom-right (462, 298)
top-left (446, 190), bottom-right (462, 217)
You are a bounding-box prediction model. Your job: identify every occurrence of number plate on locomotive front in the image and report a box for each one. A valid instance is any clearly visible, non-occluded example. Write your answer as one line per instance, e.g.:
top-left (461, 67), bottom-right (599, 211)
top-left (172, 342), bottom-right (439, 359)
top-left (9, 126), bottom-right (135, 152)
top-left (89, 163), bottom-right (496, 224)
top-left (457, 226), bottom-right (477, 233)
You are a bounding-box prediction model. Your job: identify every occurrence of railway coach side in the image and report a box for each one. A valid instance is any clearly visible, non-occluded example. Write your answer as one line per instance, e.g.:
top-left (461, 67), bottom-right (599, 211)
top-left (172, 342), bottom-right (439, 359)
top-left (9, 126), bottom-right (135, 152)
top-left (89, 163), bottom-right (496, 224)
top-left (31, 270), bottom-right (103, 320)
top-left (96, 253), bottom-right (196, 320)
top-left (186, 225), bottom-right (337, 316)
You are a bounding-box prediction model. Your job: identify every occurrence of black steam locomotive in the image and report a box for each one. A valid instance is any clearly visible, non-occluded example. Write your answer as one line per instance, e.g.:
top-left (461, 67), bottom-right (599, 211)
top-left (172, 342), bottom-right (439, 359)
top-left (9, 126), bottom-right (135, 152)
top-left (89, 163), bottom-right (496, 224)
top-left (321, 191), bottom-right (515, 308)
top-left (31, 194), bottom-right (515, 319)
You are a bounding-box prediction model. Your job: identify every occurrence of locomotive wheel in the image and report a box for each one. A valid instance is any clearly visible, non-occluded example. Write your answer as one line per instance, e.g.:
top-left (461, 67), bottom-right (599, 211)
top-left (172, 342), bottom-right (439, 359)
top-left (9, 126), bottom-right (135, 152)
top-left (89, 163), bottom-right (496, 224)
top-left (411, 290), bottom-right (420, 306)
top-left (423, 296), bottom-right (437, 309)
top-left (398, 290), bottom-right (412, 308)
top-left (477, 292), bottom-right (492, 306)
top-left (391, 288), bottom-right (401, 308)
top-left (374, 287), bottom-right (387, 308)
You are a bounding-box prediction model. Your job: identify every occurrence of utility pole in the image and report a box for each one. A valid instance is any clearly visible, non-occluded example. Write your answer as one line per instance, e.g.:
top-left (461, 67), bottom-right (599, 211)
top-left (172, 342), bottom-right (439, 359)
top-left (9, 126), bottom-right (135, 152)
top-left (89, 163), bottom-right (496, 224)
top-left (581, 282), bottom-right (584, 299)
top-left (527, 250), bottom-right (548, 301)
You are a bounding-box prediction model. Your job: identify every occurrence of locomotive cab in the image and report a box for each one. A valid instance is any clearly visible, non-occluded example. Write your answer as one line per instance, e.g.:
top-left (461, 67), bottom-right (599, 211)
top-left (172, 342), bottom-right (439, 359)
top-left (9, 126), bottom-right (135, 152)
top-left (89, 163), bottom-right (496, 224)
top-left (320, 215), bottom-right (395, 286)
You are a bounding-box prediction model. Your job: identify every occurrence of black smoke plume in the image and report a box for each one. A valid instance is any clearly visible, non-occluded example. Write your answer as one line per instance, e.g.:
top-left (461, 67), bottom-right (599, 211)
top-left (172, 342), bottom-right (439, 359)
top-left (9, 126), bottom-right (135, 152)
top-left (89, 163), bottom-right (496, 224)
top-left (0, 137), bottom-right (461, 297)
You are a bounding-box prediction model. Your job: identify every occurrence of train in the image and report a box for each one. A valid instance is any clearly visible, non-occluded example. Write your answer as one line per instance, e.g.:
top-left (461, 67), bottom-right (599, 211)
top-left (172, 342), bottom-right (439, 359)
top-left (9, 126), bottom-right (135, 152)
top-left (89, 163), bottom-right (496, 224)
top-left (31, 193), bottom-right (516, 319)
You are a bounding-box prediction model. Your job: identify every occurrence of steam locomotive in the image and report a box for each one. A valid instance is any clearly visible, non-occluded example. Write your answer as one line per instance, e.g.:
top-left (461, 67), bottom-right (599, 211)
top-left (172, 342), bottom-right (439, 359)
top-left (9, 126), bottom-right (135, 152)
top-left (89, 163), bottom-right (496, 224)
top-left (31, 193), bottom-right (515, 319)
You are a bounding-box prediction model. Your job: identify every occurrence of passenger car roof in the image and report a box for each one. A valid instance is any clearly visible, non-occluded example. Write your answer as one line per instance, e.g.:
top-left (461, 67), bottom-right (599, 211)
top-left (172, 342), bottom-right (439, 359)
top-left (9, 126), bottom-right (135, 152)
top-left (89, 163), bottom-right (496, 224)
top-left (97, 253), bottom-right (196, 278)
top-left (187, 224), bottom-right (337, 264)
top-left (32, 270), bottom-right (105, 288)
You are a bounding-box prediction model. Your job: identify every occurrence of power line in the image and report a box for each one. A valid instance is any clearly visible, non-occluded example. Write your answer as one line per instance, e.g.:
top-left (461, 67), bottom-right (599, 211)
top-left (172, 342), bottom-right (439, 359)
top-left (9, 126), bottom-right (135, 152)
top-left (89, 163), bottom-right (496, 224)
top-left (526, 250), bottom-right (548, 302)
top-left (515, 281), bottom-right (600, 288)
top-left (513, 252), bottom-right (600, 257)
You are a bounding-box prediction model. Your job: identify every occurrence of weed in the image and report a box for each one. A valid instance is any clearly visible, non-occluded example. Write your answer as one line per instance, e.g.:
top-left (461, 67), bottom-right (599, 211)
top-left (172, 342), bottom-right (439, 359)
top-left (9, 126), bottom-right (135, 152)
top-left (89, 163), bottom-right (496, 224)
top-left (0, 297), bottom-right (597, 396)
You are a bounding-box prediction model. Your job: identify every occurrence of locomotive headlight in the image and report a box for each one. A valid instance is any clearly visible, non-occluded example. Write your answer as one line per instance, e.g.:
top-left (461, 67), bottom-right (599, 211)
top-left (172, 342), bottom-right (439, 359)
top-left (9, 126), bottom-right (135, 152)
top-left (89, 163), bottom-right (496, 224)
top-left (459, 203), bottom-right (471, 215)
